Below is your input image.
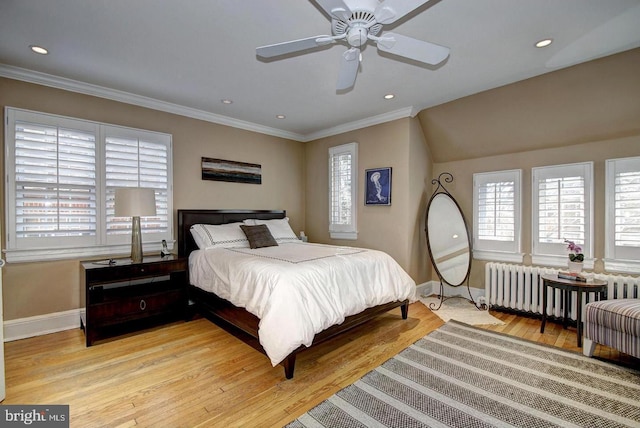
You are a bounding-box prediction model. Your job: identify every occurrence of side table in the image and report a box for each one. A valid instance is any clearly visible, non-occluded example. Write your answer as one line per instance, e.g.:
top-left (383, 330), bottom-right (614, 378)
top-left (80, 255), bottom-right (188, 346)
top-left (540, 274), bottom-right (608, 347)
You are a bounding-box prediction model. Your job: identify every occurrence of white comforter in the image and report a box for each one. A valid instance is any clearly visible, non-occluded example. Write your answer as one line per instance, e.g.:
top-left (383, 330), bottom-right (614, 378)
top-left (189, 242), bottom-right (416, 365)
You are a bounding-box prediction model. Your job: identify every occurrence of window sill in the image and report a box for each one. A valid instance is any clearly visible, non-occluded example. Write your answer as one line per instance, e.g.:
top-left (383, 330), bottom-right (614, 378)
top-left (3, 240), bottom-right (175, 263)
top-left (473, 250), bottom-right (524, 264)
top-left (531, 254), bottom-right (595, 270)
top-left (329, 231), bottom-right (358, 240)
top-left (603, 259), bottom-right (640, 275)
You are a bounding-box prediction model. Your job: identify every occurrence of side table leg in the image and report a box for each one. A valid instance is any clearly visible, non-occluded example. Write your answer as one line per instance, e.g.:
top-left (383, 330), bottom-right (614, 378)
top-left (576, 291), bottom-right (583, 347)
top-left (540, 281), bottom-right (547, 333)
top-left (563, 289), bottom-right (570, 329)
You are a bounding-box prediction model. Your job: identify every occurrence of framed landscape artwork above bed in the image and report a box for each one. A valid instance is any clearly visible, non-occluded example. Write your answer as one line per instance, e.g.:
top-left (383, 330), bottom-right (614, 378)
top-left (201, 157), bottom-right (262, 184)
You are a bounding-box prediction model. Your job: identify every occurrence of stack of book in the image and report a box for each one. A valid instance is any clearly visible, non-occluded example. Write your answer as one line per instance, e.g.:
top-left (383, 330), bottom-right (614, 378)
top-left (557, 271), bottom-right (587, 282)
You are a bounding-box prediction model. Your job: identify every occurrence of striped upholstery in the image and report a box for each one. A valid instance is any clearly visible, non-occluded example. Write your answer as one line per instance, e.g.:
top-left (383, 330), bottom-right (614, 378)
top-left (583, 299), bottom-right (640, 359)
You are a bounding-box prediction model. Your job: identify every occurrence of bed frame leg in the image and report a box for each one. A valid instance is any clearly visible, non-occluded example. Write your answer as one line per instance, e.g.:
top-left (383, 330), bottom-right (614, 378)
top-left (283, 354), bottom-right (296, 379)
top-left (401, 302), bottom-right (408, 319)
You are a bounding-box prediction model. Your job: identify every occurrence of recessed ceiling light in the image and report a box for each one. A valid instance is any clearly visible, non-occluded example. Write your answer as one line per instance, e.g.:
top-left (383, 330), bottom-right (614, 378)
top-left (383, 94), bottom-right (395, 100)
top-left (29, 45), bottom-right (48, 55)
top-left (276, 114), bottom-right (286, 119)
top-left (221, 99), bottom-right (233, 105)
top-left (535, 38), bottom-right (553, 48)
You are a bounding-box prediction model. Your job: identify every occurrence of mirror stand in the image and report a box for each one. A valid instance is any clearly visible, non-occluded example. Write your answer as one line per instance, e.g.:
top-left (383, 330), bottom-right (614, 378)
top-left (424, 172), bottom-right (484, 311)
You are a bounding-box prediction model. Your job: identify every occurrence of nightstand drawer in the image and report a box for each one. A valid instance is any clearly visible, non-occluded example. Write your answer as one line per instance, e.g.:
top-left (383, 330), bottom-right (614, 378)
top-left (85, 259), bottom-right (186, 285)
top-left (90, 289), bottom-right (184, 326)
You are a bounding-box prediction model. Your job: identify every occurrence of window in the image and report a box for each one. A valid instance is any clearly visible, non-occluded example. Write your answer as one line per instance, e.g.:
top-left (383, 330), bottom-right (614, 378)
top-left (605, 156), bottom-right (640, 273)
top-left (5, 107), bottom-right (173, 262)
top-left (328, 142), bottom-right (358, 240)
top-left (473, 169), bottom-right (522, 263)
top-left (532, 162), bottom-right (593, 268)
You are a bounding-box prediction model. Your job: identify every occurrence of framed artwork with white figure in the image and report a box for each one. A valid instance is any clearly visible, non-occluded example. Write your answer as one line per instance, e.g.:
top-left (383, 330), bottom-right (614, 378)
top-left (365, 167), bottom-right (392, 206)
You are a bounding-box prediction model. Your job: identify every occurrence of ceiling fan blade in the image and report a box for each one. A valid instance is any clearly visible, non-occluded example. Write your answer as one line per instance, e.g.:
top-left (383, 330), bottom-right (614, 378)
top-left (256, 36), bottom-right (333, 58)
top-left (336, 48), bottom-right (360, 90)
top-left (314, 0), bottom-right (352, 21)
top-left (374, 0), bottom-right (434, 25)
top-left (375, 32), bottom-right (449, 65)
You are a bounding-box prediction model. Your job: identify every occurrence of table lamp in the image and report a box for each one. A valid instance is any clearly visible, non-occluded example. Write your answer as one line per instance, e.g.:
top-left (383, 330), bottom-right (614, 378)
top-left (114, 188), bottom-right (157, 263)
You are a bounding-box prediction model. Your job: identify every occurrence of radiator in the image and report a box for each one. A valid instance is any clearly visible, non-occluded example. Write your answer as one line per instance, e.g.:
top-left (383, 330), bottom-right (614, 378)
top-left (484, 262), bottom-right (640, 321)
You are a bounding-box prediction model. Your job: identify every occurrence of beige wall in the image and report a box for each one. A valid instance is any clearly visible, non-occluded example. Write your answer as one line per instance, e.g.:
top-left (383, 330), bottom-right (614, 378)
top-left (407, 118), bottom-right (432, 281)
top-left (304, 118), bottom-right (432, 282)
top-left (0, 77), bottom-right (305, 320)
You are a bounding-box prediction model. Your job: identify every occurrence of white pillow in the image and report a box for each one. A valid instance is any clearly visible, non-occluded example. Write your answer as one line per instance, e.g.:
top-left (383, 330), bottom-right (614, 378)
top-left (190, 223), bottom-right (250, 249)
top-left (243, 217), bottom-right (298, 243)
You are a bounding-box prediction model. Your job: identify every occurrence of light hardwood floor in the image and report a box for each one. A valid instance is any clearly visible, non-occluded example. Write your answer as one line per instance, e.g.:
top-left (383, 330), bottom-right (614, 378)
top-left (3, 302), bottom-right (638, 427)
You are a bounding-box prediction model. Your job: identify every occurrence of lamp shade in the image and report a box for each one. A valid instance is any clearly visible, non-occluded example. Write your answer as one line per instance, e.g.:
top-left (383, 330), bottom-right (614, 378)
top-left (114, 188), bottom-right (157, 217)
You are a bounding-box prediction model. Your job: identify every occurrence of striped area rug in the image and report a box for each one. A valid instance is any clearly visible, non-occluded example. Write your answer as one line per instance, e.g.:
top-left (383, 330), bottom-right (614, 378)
top-left (286, 321), bottom-right (640, 428)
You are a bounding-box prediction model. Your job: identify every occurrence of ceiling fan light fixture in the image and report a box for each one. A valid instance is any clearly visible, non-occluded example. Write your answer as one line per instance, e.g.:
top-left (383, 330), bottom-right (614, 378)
top-left (535, 38), bottom-right (553, 48)
top-left (29, 45), bottom-right (48, 55)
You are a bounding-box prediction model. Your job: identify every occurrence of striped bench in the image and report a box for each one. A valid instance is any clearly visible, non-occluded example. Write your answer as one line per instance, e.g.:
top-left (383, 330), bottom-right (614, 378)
top-left (583, 298), bottom-right (640, 359)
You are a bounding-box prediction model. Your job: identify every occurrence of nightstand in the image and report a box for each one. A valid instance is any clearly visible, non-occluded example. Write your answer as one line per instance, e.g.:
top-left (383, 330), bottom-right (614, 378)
top-left (80, 255), bottom-right (188, 346)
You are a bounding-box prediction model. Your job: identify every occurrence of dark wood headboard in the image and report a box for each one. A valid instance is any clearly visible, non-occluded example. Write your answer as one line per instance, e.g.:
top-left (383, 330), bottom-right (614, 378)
top-left (177, 209), bottom-right (286, 257)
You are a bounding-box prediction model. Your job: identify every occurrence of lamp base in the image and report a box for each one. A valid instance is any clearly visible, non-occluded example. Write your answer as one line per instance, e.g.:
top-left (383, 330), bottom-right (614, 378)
top-left (131, 216), bottom-right (143, 263)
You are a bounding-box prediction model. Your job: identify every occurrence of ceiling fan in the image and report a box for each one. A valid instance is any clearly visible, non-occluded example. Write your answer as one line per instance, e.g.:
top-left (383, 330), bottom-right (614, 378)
top-left (256, 0), bottom-right (450, 91)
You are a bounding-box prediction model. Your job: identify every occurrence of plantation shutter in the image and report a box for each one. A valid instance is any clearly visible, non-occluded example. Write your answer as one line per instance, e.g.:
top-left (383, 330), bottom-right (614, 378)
top-left (532, 162), bottom-right (593, 264)
top-left (538, 175), bottom-right (585, 244)
top-left (105, 127), bottom-right (170, 241)
top-left (12, 118), bottom-right (97, 247)
top-left (473, 170), bottom-right (522, 261)
top-left (477, 182), bottom-right (515, 241)
top-left (328, 143), bottom-right (358, 239)
top-left (605, 157), bottom-right (640, 269)
top-left (5, 107), bottom-right (173, 262)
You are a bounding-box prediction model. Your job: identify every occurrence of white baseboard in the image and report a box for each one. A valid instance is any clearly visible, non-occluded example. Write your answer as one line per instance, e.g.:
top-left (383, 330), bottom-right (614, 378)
top-left (3, 309), bottom-right (83, 342)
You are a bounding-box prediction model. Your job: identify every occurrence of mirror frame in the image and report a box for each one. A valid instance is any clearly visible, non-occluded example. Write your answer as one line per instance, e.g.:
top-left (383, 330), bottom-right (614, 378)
top-left (425, 172), bottom-right (480, 309)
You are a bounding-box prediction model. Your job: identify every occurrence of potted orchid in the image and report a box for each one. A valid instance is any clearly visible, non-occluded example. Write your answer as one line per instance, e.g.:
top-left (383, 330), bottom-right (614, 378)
top-left (564, 239), bottom-right (584, 272)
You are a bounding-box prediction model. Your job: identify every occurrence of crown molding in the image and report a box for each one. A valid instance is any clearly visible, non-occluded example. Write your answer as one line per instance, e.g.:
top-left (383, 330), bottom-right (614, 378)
top-left (0, 64), bottom-right (418, 143)
top-left (301, 106), bottom-right (417, 141)
top-left (0, 64), bottom-right (306, 141)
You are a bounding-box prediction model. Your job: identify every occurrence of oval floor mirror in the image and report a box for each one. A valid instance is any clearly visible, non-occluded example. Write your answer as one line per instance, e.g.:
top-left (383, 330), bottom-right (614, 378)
top-left (425, 172), bottom-right (482, 310)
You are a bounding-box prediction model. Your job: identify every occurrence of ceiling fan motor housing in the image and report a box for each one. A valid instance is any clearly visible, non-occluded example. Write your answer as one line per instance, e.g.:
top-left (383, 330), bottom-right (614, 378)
top-left (332, 2), bottom-right (383, 46)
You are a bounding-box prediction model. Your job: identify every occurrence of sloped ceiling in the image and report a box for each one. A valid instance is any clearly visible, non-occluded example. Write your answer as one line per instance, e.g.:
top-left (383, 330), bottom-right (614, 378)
top-left (419, 48), bottom-right (640, 162)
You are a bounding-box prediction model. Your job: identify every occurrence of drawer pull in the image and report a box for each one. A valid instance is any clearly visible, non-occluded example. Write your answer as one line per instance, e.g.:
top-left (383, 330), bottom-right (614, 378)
top-left (140, 299), bottom-right (147, 311)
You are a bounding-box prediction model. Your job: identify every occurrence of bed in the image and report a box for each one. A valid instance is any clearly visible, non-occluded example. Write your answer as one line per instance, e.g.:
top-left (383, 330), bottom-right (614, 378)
top-left (178, 209), bottom-right (416, 379)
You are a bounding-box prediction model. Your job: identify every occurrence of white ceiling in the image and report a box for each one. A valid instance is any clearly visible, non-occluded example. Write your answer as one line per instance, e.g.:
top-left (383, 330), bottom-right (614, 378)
top-left (1, 0), bottom-right (639, 142)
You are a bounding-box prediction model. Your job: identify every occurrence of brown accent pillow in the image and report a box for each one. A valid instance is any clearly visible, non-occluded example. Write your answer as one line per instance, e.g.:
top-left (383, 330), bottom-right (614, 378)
top-left (240, 224), bottom-right (279, 249)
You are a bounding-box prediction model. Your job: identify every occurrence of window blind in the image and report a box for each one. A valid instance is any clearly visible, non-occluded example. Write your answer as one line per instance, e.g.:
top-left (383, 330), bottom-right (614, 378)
top-left (472, 169), bottom-right (522, 262)
top-left (328, 143), bottom-right (357, 239)
top-left (477, 181), bottom-right (515, 242)
top-left (14, 120), bottom-right (97, 238)
top-left (537, 175), bottom-right (585, 244)
top-left (605, 157), bottom-right (640, 272)
top-left (105, 133), bottom-right (169, 236)
top-left (532, 162), bottom-right (593, 266)
top-left (614, 170), bottom-right (640, 248)
top-left (5, 107), bottom-right (173, 262)
top-left (329, 151), bottom-right (353, 226)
